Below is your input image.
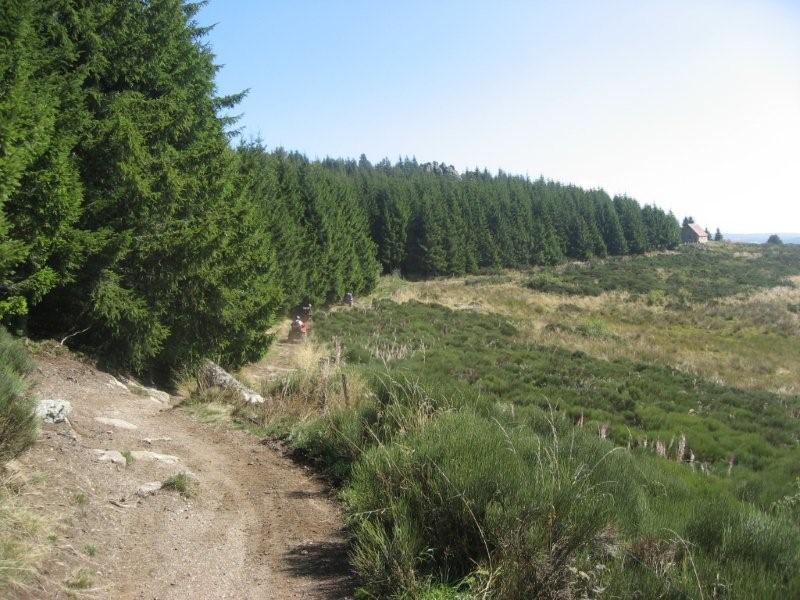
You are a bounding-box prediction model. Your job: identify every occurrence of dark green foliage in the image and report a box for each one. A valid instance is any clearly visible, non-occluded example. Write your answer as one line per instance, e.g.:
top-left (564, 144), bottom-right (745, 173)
top-left (613, 195), bottom-right (650, 254)
top-left (0, 1), bottom-right (289, 378)
top-left (321, 160), bottom-right (677, 277)
top-left (0, 0), bottom-right (84, 324)
top-left (594, 193), bottom-right (628, 255)
top-left (238, 144), bottom-right (379, 308)
top-left (29, 0), bottom-right (283, 376)
top-left (0, 326), bottom-right (37, 462)
top-left (527, 243), bottom-right (800, 303)
top-left (714, 227), bottom-right (723, 242)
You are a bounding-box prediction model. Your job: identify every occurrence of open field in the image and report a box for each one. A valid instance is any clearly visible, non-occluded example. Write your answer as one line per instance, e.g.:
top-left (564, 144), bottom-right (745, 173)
top-left (369, 245), bottom-right (800, 396)
top-left (244, 243), bottom-right (800, 599)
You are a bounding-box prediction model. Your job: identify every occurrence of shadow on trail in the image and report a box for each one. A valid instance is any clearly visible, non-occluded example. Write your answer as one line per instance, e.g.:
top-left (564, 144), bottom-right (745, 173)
top-left (283, 538), bottom-right (355, 598)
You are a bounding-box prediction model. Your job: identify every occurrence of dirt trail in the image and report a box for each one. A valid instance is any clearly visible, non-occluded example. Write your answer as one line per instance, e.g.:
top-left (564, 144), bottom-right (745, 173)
top-left (17, 337), bottom-right (352, 599)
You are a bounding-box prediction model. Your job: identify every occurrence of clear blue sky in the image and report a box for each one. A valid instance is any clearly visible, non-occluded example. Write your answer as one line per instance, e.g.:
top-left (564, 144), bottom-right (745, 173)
top-left (199, 0), bottom-right (800, 233)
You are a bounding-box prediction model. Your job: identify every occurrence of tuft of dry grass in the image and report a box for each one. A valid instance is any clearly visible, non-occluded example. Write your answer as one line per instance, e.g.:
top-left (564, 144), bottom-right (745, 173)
top-left (251, 340), bottom-right (367, 425)
top-left (365, 333), bottom-right (426, 366)
top-left (0, 469), bottom-right (51, 597)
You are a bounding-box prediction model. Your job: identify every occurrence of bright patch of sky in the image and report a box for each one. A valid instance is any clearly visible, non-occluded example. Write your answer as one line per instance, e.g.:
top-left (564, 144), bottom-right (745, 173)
top-left (200, 0), bottom-right (800, 233)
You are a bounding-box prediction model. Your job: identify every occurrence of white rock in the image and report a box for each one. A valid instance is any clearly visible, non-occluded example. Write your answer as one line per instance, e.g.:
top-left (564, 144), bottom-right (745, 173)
top-left (94, 417), bottom-right (138, 430)
top-left (123, 379), bottom-right (171, 404)
top-left (35, 399), bottom-right (72, 424)
top-left (108, 377), bottom-right (128, 390)
top-left (197, 360), bottom-right (265, 404)
top-left (142, 437), bottom-right (172, 445)
top-left (130, 451), bottom-right (179, 465)
top-left (93, 449), bottom-right (126, 465)
top-left (136, 481), bottom-right (162, 497)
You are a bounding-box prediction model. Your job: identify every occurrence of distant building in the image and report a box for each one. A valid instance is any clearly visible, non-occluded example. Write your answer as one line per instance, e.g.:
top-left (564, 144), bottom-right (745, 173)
top-left (681, 223), bottom-right (708, 244)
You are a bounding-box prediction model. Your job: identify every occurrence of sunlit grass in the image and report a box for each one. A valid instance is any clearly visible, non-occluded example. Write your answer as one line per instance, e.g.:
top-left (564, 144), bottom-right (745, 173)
top-left (366, 256), bottom-right (800, 394)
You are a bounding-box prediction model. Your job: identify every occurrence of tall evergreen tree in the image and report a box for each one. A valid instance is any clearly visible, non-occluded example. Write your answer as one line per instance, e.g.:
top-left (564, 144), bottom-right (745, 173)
top-left (614, 195), bottom-right (648, 254)
top-left (29, 0), bottom-right (281, 377)
top-left (0, 0), bottom-right (85, 326)
top-left (595, 195), bottom-right (628, 255)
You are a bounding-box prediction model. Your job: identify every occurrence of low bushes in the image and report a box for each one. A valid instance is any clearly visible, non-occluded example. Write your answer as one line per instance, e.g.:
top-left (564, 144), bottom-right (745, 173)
top-left (0, 327), bottom-right (37, 463)
top-left (271, 373), bottom-right (799, 598)
top-left (526, 244), bottom-right (800, 303)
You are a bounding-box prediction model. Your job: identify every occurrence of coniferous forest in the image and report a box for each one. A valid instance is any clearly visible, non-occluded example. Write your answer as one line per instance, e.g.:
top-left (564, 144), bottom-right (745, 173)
top-left (1, 1), bottom-right (679, 378)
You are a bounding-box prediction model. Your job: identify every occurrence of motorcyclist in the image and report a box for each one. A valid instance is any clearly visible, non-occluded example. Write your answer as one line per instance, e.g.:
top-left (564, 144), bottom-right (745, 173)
top-left (291, 315), bottom-right (305, 333)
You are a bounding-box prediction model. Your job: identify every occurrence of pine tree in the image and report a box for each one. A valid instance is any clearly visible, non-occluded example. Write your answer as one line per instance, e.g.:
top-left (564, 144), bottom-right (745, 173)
top-left (404, 193), bottom-right (448, 277)
top-left (0, 1), bottom-right (85, 326)
top-left (595, 196), bottom-right (628, 255)
top-left (614, 196), bottom-right (648, 254)
top-left (565, 212), bottom-right (594, 260)
top-left (714, 228), bottom-right (723, 242)
top-left (30, 0), bottom-right (282, 377)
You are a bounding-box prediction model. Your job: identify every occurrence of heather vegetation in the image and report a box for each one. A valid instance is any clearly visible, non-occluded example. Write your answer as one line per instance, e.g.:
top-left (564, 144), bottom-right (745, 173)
top-left (527, 243), bottom-right (800, 303)
top-left (241, 244), bottom-right (800, 599)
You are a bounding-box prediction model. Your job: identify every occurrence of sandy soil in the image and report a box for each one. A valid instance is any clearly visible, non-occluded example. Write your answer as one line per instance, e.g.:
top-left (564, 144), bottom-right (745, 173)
top-left (16, 344), bottom-right (352, 599)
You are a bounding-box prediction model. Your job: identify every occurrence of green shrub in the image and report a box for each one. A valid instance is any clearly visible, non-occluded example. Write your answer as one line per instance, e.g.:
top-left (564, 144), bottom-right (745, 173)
top-left (338, 407), bottom-right (799, 598)
top-left (0, 327), bottom-right (37, 463)
top-left (161, 473), bottom-right (195, 498)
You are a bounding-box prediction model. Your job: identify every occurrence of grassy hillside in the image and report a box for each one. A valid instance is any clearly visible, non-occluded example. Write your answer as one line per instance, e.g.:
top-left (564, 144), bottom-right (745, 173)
top-left (526, 243), bottom-right (800, 303)
top-left (241, 243), bottom-right (800, 599)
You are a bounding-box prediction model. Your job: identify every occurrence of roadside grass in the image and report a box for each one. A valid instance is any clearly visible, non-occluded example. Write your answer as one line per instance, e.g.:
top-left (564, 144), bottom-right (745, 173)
top-left (255, 336), bottom-right (800, 598)
top-left (64, 568), bottom-right (93, 590)
top-left (0, 327), bottom-right (38, 462)
top-left (0, 328), bottom-right (48, 596)
top-left (0, 472), bottom-right (50, 597)
top-left (183, 399), bottom-right (237, 426)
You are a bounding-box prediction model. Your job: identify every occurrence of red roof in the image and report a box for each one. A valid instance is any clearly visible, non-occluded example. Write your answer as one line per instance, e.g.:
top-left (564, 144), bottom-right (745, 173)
top-left (686, 223), bottom-right (707, 237)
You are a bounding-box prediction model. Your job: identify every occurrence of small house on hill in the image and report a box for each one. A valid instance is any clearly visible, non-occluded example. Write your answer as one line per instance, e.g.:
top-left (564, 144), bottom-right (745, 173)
top-left (682, 223), bottom-right (708, 244)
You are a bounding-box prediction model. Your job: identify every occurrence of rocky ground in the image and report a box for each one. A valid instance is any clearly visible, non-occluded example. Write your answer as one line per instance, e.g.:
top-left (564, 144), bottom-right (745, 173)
top-left (14, 343), bottom-right (352, 599)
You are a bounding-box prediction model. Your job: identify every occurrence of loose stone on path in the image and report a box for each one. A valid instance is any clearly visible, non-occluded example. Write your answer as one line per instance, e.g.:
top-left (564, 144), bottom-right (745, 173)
top-left (94, 416), bottom-right (138, 430)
